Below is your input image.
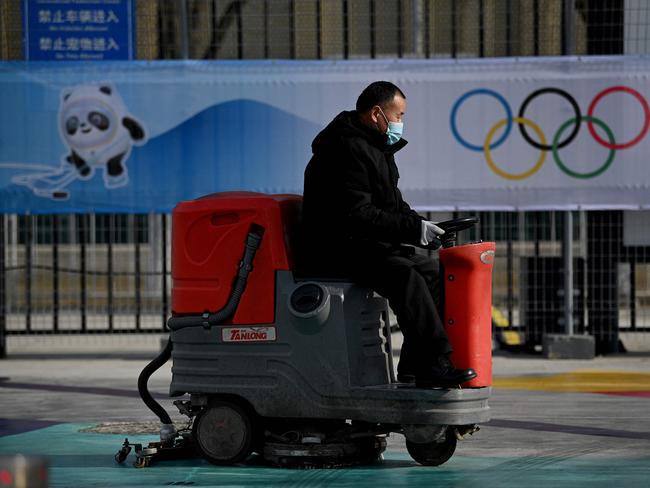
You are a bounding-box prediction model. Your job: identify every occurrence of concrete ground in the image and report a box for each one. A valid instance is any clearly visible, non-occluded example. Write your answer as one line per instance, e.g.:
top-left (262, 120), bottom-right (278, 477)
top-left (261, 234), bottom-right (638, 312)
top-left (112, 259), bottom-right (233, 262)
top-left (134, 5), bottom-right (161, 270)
top-left (0, 334), bottom-right (649, 487)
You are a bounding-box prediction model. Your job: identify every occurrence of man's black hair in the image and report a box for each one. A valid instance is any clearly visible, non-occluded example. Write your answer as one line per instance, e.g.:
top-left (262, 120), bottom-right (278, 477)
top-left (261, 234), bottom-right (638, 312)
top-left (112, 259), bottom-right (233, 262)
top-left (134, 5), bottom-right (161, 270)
top-left (356, 81), bottom-right (406, 113)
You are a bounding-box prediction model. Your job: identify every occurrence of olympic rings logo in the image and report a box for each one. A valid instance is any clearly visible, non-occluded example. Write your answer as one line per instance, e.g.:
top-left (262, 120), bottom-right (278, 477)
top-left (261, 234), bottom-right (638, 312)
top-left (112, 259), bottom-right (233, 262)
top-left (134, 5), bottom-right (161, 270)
top-left (450, 86), bottom-right (650, 180)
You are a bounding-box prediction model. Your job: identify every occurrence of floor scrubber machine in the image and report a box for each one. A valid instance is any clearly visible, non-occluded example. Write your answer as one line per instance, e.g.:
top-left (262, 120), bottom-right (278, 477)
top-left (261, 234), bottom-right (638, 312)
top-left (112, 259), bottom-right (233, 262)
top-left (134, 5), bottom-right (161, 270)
top-left (116, 191), bottom-right (495, 468)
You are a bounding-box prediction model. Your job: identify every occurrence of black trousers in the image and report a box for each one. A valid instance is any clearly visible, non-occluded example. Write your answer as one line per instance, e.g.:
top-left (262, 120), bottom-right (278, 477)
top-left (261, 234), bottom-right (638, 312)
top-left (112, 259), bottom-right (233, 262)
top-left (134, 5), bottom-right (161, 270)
top-left (348, 250), bottom-right (453, 375)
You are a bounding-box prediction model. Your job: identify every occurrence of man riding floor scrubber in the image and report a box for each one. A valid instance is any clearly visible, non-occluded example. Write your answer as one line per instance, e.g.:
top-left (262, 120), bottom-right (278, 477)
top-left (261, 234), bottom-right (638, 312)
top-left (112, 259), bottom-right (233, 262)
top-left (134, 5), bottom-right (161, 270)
top-left (116, 191), bottom-right (495, 468)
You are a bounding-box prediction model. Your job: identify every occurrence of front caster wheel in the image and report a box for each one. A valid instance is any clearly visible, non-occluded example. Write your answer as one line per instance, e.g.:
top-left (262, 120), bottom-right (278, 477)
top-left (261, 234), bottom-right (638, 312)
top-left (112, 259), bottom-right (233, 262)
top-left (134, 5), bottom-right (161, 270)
top-left (192, 400), bottom-right (253, 465)
top-left (114, 439), bottom-right (131, 464)
top-left (406, 429), bottom-right (457, 466)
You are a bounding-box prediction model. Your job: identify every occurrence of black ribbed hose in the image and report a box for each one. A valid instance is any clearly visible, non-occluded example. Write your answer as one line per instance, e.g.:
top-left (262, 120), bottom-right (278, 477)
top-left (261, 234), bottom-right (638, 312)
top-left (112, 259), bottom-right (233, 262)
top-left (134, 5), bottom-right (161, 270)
top-left (167, 223), bottom-right (265, 330)
top-left (138, 338), bottom-right (173, 425)
top-left (137, 223), bottom-right (265, 426)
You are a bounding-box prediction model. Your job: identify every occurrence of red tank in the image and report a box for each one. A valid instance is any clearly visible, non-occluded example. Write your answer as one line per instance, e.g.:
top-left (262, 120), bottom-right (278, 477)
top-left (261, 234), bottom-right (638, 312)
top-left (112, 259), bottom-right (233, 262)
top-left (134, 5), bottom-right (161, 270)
top-left (171, 192), bottom-right (301, 324)
top-left (439, 242), bottom-right (496, 388)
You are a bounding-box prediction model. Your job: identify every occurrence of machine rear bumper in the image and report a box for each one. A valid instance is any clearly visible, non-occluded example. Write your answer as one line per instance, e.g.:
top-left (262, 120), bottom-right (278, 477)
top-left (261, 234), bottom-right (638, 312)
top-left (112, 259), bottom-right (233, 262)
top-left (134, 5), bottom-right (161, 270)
top-left (348, 385), bottom-right (491, 425)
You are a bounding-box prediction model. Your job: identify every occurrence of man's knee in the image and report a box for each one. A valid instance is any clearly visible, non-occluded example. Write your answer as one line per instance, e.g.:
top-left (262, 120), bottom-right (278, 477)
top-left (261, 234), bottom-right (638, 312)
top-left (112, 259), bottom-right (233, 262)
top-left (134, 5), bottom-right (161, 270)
top-left (408, 253), bottom-right (437, 274)
top-left (352, 255), bottom-right (434, 303)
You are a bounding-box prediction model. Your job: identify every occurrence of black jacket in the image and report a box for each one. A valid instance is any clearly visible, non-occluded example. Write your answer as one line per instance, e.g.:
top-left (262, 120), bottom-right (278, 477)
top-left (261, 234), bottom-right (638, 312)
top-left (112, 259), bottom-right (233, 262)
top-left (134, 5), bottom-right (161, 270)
top-left (299, 110), bottom-right (423, 274)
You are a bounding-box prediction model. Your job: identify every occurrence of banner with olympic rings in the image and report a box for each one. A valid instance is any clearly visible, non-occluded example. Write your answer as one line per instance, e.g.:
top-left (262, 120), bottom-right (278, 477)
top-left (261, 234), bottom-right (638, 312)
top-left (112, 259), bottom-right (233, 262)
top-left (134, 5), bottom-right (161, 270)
top-left (1, 56), bottom-right (650, 213)
top-left (443, 80), bottom-right (650, 210)
top-left (390, 57), bottom-right (650, 210)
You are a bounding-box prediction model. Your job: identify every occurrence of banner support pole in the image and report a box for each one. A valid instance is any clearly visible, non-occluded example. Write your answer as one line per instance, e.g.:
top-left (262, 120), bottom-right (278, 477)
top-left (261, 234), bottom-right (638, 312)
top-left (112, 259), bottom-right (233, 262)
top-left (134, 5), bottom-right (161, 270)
top-left (548, 1), bottom-right (596, 359)
top-left (562, 0), bottom-right (575, 336)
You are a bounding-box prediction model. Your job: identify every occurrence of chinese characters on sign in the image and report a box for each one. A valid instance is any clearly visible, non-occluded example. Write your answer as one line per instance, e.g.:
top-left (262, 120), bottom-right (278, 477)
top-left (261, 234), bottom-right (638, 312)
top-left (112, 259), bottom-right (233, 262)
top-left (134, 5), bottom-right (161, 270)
top-left (23, 0), bottom-right (135, 60)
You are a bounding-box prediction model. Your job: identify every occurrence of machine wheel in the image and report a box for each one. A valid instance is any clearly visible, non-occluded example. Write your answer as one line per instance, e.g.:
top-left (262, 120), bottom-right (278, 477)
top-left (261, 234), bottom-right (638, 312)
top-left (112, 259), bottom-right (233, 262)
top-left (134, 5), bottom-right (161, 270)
top-left (406, 429), bottom-right (457, 466)
top-left (114, 443), bottom-right (131, 464)
top-left (192, 400), bottom-right (254, 465)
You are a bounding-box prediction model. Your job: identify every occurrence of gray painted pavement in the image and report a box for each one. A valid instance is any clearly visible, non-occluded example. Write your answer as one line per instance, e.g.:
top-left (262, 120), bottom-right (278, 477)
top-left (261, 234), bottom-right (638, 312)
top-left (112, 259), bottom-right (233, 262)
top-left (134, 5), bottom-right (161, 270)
top-left (0, 334), bottom-right (649, 487)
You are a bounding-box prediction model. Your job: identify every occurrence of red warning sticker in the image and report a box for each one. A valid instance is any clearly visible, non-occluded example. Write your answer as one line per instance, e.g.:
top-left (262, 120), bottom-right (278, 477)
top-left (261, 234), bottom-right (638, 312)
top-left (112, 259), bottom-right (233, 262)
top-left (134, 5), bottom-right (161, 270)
top-left (221, 326), bottom-right (277, 343)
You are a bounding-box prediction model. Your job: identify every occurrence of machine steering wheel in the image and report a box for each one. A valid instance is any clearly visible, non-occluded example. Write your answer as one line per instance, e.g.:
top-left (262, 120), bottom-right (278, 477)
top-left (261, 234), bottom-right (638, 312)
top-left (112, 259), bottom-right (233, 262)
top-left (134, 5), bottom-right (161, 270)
top-left (427, 216), bottom-right (479, 249)
top-left (437, 216), bottom-right (478, 234)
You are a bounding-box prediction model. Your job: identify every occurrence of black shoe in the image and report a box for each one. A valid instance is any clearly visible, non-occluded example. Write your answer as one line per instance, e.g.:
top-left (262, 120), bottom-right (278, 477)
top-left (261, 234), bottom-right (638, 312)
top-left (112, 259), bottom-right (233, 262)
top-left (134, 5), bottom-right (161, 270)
top-left (414, 355), bottom-right (477, 388)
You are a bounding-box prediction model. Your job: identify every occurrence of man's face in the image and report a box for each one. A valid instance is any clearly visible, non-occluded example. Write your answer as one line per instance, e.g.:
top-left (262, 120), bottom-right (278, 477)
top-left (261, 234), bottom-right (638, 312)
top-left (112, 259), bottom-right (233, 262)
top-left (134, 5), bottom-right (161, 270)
top-left (373, 94), bottom-right (406, 134)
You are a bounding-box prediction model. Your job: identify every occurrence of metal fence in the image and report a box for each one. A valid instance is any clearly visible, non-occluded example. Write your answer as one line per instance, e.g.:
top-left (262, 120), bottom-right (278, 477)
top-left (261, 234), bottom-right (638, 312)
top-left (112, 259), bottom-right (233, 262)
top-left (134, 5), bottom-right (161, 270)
top-left (454, 210), bottom-right (650, 355)
top-left (1, 210), bottom-right (649, 354)
top-left (2, 1), bottom-right (650, 355)
top-left (1, 0), bottom-right (648, 61)
top-left (0, 214), bottom-right (170, 338)
top-left (420, 210), bottom-right (650, 355)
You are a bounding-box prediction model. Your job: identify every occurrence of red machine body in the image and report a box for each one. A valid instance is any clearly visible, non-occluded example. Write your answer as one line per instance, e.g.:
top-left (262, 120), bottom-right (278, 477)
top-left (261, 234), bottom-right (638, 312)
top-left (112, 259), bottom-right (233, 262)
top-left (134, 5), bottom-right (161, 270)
top-left (440, 242), bottom-right (496, 388)
top-left (172, 191), bottom-right (494, 387)
top-left (171, 192), bottom-right (300, 324)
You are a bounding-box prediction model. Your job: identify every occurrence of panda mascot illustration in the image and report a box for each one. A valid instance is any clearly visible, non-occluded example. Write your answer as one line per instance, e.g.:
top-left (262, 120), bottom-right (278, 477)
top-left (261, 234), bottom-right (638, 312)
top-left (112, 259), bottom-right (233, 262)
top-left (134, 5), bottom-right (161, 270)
top-left (59, 84), bottom-right (147, 188)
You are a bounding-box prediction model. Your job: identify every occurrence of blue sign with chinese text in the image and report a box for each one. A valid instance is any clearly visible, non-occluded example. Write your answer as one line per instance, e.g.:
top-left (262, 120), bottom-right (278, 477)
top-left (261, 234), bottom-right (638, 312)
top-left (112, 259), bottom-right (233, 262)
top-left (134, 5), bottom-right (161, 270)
top-left (23, 0), bottom-right (135, 61)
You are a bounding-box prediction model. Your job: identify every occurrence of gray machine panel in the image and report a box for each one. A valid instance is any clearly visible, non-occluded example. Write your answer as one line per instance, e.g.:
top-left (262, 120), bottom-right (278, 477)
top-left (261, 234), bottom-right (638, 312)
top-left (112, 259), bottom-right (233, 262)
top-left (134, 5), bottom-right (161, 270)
top-left (170, 271), bottom-right (490, 426)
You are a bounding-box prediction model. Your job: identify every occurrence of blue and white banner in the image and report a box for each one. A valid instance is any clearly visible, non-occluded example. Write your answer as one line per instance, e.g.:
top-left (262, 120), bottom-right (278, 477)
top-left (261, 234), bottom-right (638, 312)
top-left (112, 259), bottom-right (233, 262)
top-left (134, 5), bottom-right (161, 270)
top-left (1, 57), bottom-right (650, 213)
top-left (23, 0), bottom-right (135, 61)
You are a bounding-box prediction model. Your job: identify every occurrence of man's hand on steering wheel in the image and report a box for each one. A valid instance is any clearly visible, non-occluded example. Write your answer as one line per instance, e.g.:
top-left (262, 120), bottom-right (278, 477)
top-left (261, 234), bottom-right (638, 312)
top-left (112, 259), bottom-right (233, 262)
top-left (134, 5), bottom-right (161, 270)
top-left (420, 220), bottom-right (445, 247)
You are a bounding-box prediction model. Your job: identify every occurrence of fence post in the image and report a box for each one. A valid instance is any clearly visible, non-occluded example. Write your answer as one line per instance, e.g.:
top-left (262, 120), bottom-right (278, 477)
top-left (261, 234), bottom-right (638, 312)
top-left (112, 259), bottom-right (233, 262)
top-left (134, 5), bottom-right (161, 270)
top-left (79, 214), bottom-right (87, 332)
top-left (342, 0), bottom-right (349, 59)
top-left (177, 0), bottom-right (190, 59)
top-left (563, 211), bottom-right (574, 336)
top-left (108, 214), bottom-right (114, 331)
top-left (412, 0), bottom-right (424, 57)
top-left (562, 0), bottom-right (576, 56)
top-left (507, 212), bottom-right (514, 330)
top-left (135, 215), bottom-right (142, 332)
top-left (316, 0), bottom-right (322, 59)
top-left (0, 214), bottom-right (6, 358)
top-left (370, 0), bottom-right (376, 58)
top-left (25, 214), bottom-right (32, 333)
top-left (52, 215), bottom-right (59, 333)
top-left (162, 213), bottom-right (168, 329)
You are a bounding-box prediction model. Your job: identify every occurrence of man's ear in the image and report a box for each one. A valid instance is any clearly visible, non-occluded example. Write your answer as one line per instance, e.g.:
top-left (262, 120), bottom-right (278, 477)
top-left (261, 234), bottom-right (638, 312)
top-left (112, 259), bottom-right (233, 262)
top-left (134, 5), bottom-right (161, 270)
top-left (370, 105), bottom-right (381, 125)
